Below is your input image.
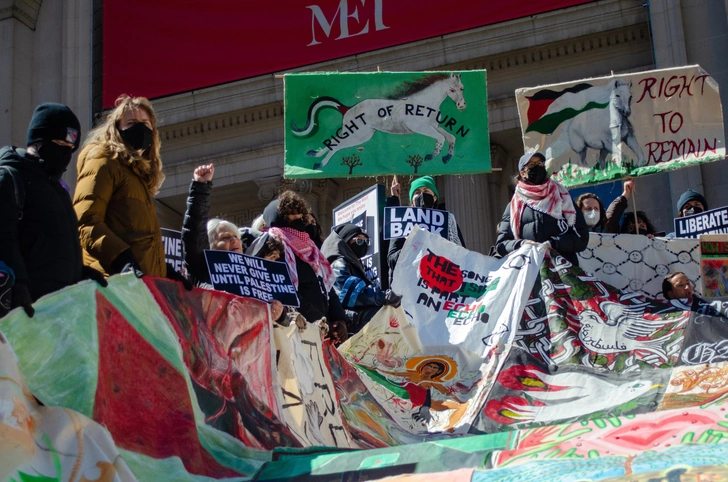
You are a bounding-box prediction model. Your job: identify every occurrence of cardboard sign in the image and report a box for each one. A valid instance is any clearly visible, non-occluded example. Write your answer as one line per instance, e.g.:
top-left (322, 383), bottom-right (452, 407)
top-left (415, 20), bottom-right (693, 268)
top-left (205, 250), bottom-right (299, 307)
top-left (284, 71), bottom-right (490, 179)
top-left (383, 206), bottom-right (450, 240)
top-left (332, 184), bottom-right (386, 288)
top-left (700, 235), bottom-right (728, 298)
top-left (161, 228), bottom-right (184, 271)
top-left (674, 206), bottom-right (728, 238)
top-left (516, 65), bottom-right (725, 188)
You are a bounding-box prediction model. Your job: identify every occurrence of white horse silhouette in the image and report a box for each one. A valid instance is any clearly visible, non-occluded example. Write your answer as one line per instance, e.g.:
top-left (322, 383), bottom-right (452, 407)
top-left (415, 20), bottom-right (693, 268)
top-left (545, 79), bottom-right (646, 169)
top-left (292, 74), bottom-right (467, 170)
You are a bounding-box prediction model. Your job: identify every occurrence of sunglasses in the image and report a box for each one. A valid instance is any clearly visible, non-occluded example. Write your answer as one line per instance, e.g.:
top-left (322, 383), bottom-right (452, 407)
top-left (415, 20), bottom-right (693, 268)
top-left (352, 237), bottom-right (370, 246)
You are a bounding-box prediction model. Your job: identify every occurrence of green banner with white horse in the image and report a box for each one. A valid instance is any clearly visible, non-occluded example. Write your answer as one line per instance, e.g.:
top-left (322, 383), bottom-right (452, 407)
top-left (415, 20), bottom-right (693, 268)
top-left (516, 65), bottom-right (726, 188)
top-left (283, 71), bottom-right (491, 179)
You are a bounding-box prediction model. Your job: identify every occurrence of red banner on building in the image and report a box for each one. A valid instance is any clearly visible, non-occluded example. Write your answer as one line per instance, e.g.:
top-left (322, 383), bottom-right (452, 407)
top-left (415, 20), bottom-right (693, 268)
top-left (102, 0), bottom-right (593, 107)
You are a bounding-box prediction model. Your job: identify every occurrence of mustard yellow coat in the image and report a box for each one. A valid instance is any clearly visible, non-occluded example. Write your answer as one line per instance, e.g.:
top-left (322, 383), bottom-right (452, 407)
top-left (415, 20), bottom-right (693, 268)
top-left (73, 152), bottom-right (166, 277)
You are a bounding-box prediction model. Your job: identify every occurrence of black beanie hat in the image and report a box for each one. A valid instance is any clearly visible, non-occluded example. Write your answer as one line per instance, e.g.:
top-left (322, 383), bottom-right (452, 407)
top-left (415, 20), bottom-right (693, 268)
top-left (26, 103), bottom-right (81, 151)
top-left (676, 190), bottom-right (708, 213)
top-left (334, 223), bottom-right (365, 244)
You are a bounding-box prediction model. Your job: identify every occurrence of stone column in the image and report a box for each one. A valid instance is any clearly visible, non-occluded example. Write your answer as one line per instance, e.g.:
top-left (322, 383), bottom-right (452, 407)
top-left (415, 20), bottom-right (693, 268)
top-left (442, 144), bottom-right (508, 254)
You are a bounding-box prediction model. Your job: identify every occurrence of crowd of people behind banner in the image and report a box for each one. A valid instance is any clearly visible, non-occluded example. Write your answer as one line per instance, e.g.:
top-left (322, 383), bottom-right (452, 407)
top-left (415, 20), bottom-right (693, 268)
top-left (0, 96), bottom-right (716, 344)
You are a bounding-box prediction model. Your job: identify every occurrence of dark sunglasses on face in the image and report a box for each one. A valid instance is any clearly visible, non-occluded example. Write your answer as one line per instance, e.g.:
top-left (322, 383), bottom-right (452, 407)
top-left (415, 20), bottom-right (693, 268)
top-left (353, 237), bottom-right (370, 246)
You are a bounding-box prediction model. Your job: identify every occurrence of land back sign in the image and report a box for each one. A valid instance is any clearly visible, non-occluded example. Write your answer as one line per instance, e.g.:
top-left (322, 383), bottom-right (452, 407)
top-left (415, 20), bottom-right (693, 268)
top-left (284, 71), bottom-right (491, 179)
top-left (516, 65), bottom-right (725, 188)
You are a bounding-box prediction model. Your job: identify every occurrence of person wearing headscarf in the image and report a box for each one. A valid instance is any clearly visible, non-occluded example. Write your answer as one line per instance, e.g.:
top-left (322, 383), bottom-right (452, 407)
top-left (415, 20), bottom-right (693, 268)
top-left (321, 223), bottom-right (401, 334)
top-left (494, 152), bottom-right (589, 266)
top-left (387, 175), bottom-right (465, 284)
top-left (262, 191), bottom-right (347, 343)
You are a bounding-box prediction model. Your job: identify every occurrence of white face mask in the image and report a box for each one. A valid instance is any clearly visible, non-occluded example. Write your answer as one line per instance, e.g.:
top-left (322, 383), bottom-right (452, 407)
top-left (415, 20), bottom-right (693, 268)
top-left (584, 209), bottom-right (600, 227)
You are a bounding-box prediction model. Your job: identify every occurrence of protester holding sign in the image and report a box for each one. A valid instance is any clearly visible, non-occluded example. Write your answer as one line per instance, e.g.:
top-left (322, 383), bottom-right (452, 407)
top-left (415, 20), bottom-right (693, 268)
top-left (263, 192), bottom-right (348, 344)
top-left (321, 224), bottom-right (401, 334)
top-left (387, 175), bottom-right (465, 284)
top-left (495, 152), bottom-right (588, 266)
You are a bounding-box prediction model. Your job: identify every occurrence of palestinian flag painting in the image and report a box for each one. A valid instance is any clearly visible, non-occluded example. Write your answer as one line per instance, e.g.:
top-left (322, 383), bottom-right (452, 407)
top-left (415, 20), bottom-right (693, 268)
top-left (516, 65), bottom-right (725, 189)
top-left (524, 83), bottom-right (609, 135)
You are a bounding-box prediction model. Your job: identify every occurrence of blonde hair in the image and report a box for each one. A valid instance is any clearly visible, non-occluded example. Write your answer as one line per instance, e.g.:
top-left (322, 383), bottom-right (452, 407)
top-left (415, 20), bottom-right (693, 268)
top-left (78, 94), bottom-right (165, 194)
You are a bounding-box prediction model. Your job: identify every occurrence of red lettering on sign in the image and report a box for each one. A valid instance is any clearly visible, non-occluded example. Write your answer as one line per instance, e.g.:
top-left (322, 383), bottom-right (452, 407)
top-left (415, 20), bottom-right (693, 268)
top-left (419, 250), bottom-right (463, 293)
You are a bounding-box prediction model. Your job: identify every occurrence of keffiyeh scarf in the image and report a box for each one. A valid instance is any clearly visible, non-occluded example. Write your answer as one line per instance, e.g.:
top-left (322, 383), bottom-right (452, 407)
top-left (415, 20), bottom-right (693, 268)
top-left (510, 179), bottom-right (576, 239)
top-left (268, 227), bottom-right (335, 292)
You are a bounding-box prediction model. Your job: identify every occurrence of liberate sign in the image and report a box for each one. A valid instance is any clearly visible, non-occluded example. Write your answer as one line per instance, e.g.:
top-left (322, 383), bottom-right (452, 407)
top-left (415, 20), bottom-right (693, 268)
top-left (102, 0), bottom-right (594, 106)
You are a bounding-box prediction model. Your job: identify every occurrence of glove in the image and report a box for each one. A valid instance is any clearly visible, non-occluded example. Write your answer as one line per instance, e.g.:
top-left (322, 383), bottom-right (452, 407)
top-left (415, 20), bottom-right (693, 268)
top-left (11, 283), bottom-right (34, 318)
top-left (384, 289), bottom-right (402, 308)
top-left (166, 263), bottom-right (193, 291)
top-left (111, 249), bottom-right (144, 278)
top-left (82, 266), bottom-right (108, 288)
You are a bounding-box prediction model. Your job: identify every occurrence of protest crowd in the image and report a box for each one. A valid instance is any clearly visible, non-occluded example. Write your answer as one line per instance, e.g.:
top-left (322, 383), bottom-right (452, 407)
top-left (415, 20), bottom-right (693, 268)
top-left (0, 96), bottom-right (718, 342)
top-left (1, 68), bottom-right (728, 481)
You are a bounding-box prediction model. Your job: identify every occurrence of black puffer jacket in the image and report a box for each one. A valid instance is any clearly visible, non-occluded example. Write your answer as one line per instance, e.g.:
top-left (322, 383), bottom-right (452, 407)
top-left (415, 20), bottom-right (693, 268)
top-left (0, 147), bottom-right (84, 300)
top-left (181, 180), bottom-right (213, 287)
top-left (495, 203), bottom-right (589, 266)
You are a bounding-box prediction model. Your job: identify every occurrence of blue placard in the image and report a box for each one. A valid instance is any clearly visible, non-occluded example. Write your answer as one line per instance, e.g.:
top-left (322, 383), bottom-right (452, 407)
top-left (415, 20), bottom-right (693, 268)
top-left (204, 250), bottom-right (299, 307)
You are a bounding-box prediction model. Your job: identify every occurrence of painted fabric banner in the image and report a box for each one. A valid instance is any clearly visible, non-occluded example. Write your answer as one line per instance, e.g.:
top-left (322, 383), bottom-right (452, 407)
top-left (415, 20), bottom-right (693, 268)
top-left (391, 225), bottom-right (544, 357)
top-left (473, 249), bottom-right (690, 434)
top-left (578, 233), bottom-right (701, 298)
top-left (5, 237), bottom-right (728, 480)
top-left (0, 335), bottom-right (136, 481)
top-left (284, 71), bottom-right (490, 179)
top-left (516, 65), bottom-right (726, 188)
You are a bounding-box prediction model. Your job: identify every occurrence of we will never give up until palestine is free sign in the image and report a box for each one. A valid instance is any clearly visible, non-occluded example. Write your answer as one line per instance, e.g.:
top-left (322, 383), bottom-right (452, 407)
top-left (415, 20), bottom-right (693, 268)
top-left (284, 71), bottom-right (491, 179)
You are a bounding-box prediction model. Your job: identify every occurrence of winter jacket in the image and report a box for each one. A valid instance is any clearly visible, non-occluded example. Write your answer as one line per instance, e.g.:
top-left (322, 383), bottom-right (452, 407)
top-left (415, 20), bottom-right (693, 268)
top-left (0, 147), bottom-right (84, 300)
top-left (605, 195), bottom-right (628, 234)
top-left (321, 230), bottom-right (386, 332)
top-left (74, 151), bottom-right (166, 277)
top-left (181, 180), bottom-right (213, 287)
top-left (293, 256), bottom-right (348, 324)
top-left (495, 203), bottom-right (589, 266)
top-left (386, 195), bottom-right (466, 285)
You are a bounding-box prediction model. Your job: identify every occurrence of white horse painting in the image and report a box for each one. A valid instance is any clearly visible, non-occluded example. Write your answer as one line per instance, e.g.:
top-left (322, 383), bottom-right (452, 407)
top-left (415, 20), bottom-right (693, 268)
top-left (545, 79), bottom-right (646, 170)
top-left (291, 74), bottom-right (467, 170)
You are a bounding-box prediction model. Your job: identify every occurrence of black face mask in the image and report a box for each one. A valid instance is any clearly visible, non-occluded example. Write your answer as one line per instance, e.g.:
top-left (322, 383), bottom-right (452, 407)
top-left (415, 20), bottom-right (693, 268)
top-left (38, 142), bottom-right (74, 178)
top-left (684, 206), bottom-right (704, 216)
top-left (289, 218), bottom-right (307, 232)
top-left (413, 192), bottom-right (436, 209)
top-left (525, 165), bottom-right (548, 185)
top-left (349, 240), bottom-right (368, 258)
top-left (119, 123), bottom-right (154, 152)
top-left (304, 223), bottom-right (318, 240)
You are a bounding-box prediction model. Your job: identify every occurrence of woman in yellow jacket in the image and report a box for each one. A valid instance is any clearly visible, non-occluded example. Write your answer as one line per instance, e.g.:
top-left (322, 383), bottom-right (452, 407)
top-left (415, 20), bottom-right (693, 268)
top-left (74, 94), bottom-right (187, 285)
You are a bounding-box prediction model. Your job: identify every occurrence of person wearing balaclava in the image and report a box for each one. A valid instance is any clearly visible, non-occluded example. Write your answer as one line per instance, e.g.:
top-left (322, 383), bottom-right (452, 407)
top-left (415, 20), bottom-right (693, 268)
top-left (386, 175), bottom-right (465, 285)
top-left (321, 223), bottom-right (401, 334)
top-left (494, 152), bottom-right (589, 266)
top-left (0, 103), bottom-right (108, 317)
top-left (665, 189), bottom-right (709, 239)
top-left (73, 95), bottom-right (190, 290)
top-left (263, 191), bottom-right (348, 344)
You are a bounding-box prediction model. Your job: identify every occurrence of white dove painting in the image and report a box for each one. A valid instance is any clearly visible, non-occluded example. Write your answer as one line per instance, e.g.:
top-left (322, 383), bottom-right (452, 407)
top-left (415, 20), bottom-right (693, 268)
top-left (485, 363), bottom-right (662, 426)
top-left (575, 300), bottom-right (688, 364)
